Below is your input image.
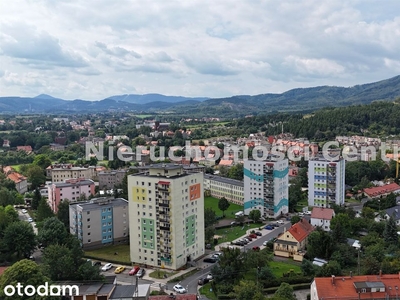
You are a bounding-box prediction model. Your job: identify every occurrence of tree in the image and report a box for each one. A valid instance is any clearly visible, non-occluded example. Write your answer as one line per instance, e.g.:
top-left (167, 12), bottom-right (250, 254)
top-left (245, 248), bottom-right (272, 270)
top-left (273, 282), bottom-right (297, 300)
top-left (232, 280), bottom-right (266, 300)
top-left (306, 228), bottom-right (335, 260)
top-left (291, 215), bottom-right (301, 225)
top-left (57, 200), bottom-right (70, 230)
top-left (330, 213), bottom-right (351, 242)
top-left (36, 198), bottom-right (54, 222)
top-left (41, 244), bottom-right (75, 281)
top-left (0, 259), bottom-right (51, 300)
top-left (31, 188), bottom-right (41, 210)
top-left (316, 260), bottom-right (342, 277)
top-left (33, 154), bottom-right (52, 169)
top-left (0, 187), bottom-right (15, 207)
top-left (204, 208), bottom-right (217, 228)
top-left (301, 259), bottom-right (315, 276)
top-left (383, 215), bottom-right (398, 246)
top-left (4, 205), bottom-right (19, 223)
top-left (3, 221), bottom-right (36, 259)
top-left (218, 197), bottom-right (230, 217)
top-left (27, 165), bottom-right (46, 189)
top-left (38, 217), bottom-right (69, 247)
top-left (249, 209), bottom-right (261, 223)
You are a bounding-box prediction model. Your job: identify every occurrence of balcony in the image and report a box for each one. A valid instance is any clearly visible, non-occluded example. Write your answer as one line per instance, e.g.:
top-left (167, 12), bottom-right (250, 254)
top-left (160, 225), bottom-right (170, 231)
top-left (159, 203), bottom-right (169, 208)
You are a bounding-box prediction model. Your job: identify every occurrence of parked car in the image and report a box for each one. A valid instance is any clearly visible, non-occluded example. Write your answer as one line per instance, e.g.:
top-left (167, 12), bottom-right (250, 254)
top-left (214, 252), bottom-right (223, 257)
top-left (22, 209), bottom-right (27, 214)
top-left (211, 254), bottom-right (220, 260)
top-left (136, 268), bottom-right (145, 278)
top-left (114, 266), bottom-right (125, 274)
top-left (277, 220), bottom-right (284, 224)
top-left (233, 241), bottom-right (244, 246)
top-left (93, 261), bottom-right (101, 267)
top-left (262, 240), bottom-right (268, 246)
top-left (101, 263), bottom-right (113, 272)
top-left (27, 217), bottom-right (33, 223)
top-left (241, 239), bottom-right (249, 244)
top-left (198, 277), bottom-right (209, 285)
top-left (246, 236), bottom-right (253, 241)
top-left (129, 266), bottom-right (140, 276)
top-left (173, 284), bottom-right (187, 294)
top-left (206, 273), bottom-right (213, 280)
top-left (252, 246), bottom-right (260, 251)
top-left (203, 257), bottom-right (218, 263)
top-left (264, 225), bottom-right (273, 230)
top-left (255, 232), bottom-right (262, 236)
top-left (249, 234), bottom-right (258, 239)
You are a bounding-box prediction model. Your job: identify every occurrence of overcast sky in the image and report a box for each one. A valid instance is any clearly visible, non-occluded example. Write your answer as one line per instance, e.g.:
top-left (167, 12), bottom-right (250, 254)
top-left (0, 0), bottom-right (399, 100)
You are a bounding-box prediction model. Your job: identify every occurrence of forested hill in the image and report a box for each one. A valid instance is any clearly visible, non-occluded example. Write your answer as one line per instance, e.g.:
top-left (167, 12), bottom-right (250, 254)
top-left (172, 75), bottom-right (400, 116)
top-left (233, 100), bottom-right (400, 140)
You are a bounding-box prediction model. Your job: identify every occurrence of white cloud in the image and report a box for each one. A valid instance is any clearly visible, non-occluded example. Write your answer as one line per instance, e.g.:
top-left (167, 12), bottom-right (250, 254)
top-left (0, 0), bottom-right (399, 99)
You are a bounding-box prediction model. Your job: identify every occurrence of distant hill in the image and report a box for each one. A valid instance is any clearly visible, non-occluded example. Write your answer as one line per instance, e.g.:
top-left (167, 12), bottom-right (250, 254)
top-left (0, 75), bottom-right (399, 115)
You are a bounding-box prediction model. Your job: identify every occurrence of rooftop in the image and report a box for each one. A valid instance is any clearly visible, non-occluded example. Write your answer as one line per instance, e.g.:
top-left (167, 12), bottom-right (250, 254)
top-left (311, 207), bottom-right (335, 220)
top-left (72, 198), bottom-right (128, 211)
top-left (53, 179), bottom-right (95, 188)
top-left (204, 174), bottom-right (244, 187)
top-left (285, 218), bottom-right (314, 243)
top-left (364, 183), bottom-right (400, 197)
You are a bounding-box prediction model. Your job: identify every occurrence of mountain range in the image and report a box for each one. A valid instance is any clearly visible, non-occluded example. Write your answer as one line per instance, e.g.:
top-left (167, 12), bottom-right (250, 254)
top-left (1, 75), bottom-right (400, 116)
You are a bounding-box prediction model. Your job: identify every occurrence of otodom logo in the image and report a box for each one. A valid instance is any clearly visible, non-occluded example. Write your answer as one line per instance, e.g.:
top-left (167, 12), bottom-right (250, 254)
top-left (3, 282), bottom-right (79, 297)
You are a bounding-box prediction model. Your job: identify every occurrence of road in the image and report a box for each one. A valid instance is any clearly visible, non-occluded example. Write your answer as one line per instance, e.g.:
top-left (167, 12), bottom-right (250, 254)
top-left (100, 266), bottom-right (154, 286)
top-left (179, 221), bottom-right (292, 295)
top-left (16, 208), bottom-right (38, 234)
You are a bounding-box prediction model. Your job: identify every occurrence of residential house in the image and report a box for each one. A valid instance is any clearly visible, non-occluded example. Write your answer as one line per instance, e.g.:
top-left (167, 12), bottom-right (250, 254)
top-left (48, 178), bottom-right (95, 213)
top-left (310, 207), bottom-right (335, 231)
top-left (3, 166), bottom-right (28, 194)
top-left (311, 273), bottom-right (400, 300)
top-left (69, 197), bottom-right (129, 250)
top-left (2, 139), bottom-right (10, 147)
top-left (384, 205), bottom-right (400, 225)
top-left (98, 169), bottom-right (127, 189)
top-left (364, 183), bottom-right (400, 199)
top-left (16, 145), bottom-right (33, 154)
top-left (47, 164), bottom-right (97, 182)
top-left (274, 218), bottom-right (314, 261)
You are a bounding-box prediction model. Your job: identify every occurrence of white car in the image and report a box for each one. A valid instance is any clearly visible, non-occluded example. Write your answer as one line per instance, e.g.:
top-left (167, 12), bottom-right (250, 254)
top-left (28, 218), bottom-right (33, 223)
top-left (262, 241), bottom-right (268, 246)
top-left (173, 284), bottom-right (187, 294)
top-left (101, 263), bottom-right (113, 271)
top-left (206, 273), bottom-right (213, 280)
top-left (277, 220), bottom-right (284, 224)
top-left (22, 209), bottom-right (27, 214)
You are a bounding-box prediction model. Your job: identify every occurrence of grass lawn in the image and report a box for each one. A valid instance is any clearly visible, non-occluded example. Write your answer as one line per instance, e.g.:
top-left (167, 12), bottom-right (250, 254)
top-left (215, 223), bottom-right (263, 243)
top-left (199, 283), bottom-right (218, 300)
top-left (10, 164), bottom-right (23, 172)
top-left (346, 198), bottom-right (360, 203)
top-left (269, 260), bottom-right (301, 277)
top-left (135, 114), bottom-right (154, 118)
top-left (84, 244), bottom-right (130, 264)
top-left (204, 196), bottom-right (243, 217)
top-left (149, 270), bottom-right (178, 279)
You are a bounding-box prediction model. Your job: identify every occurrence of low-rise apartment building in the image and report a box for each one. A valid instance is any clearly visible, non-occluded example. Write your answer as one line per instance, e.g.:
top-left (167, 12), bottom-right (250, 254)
top-left (69, 197), bottom-right (129, 250)
top-left (98, 170), bottom-right (127, 189)
top-left (310, 207), bottom-right (335, 231)
top-left (204, 174), bottom-right (244, 205)
top-left (47, 164), bottom-right (97, 182)
top-left (48, 178), bottom-right (95, 213)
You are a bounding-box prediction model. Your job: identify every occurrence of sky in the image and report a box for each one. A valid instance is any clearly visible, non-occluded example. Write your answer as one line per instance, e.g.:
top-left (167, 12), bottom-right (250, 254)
top-left (0, 0), bottom-right (400, 100)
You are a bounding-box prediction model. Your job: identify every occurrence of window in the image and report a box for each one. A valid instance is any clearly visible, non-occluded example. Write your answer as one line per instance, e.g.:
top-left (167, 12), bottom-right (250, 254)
top-left (87, 218), bottom-right (90, 222)
top-left (87, 225), bottom-right (91, 229)
top-left (87, 211), bottom-right (90, 214)
top-left (88, 239), bottom-right (91, 243)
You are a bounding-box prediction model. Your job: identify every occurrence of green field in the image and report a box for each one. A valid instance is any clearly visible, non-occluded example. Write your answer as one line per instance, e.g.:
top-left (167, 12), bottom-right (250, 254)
top-left (134, 114), bottom-right (154, 119)
top-left (215, 223), bottom-right (263, 243)
top-left (204, 196), bottom-right (243, 217)
top-left (10, 164), bottom-right (23, 172)
top-left (199, 283), bottom-right (218, 300)
top-left (269, 260), bottom-right (301, 277)
top-left (84, 244), bottom-right (130, 264)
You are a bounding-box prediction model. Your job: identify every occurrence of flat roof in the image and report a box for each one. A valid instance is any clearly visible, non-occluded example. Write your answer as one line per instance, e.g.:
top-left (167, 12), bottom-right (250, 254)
top-left (73, 198), bottom-right (128, 211)
top-left (54, 179), bottom-right (94, 188)
top-left (204, 174), bottom-right (243, 187)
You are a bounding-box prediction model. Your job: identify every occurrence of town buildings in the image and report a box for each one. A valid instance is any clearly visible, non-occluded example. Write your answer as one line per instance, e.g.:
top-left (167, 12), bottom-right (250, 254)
top-left (363, 183), bottom-right (400, 199)
top-left (98, 169), bottom-right (127, 189)
top-left (310, 207), bottom-right (335, 231)
top-left (311, 273), bottom-right (400, 300)
top-left (48, 178), bottom-right (95, 213)
top-left (128, 163), bottom-right (204, 270)
top-left (204, 174), bottom-right (244, 205)
top-left (273, 218), bottom-right (314, 261)
top-left (69, 197), bottom-right (129, 250)
top-left (308, 157), bottom-right (346, 207)
top-left (3, 166), bottom-right (28, 194)
top-left (47, 164), bottom-right (97, 182)
top-left (243, 159), bottom-right (289, 219)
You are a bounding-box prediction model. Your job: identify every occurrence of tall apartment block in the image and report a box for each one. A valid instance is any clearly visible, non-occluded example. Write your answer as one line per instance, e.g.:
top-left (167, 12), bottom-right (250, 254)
top-left (308, 157), bottom-right (345, 207)
top-left (69, 197), bottom-right (129, 250)
top-left (128, 164), bottom-right (204, 270)
top-left (244, 159), bottom-right (289, 219)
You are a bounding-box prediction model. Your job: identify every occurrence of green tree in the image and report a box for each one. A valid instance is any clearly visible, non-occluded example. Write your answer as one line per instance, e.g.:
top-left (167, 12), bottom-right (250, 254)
top-left (0, 259), bottom-right (51, 300)
top-left (56, 200), bottom-right (70, 230)
top-left (306, 228), bottom-right (334, 260)
top-left (273, 282), bottom-right (297, 300)
top-left (291, 215), bottom-right (301, 225)
top-left (27, 165), bottom-right (46, 189)
top-left (301, 259), bottom-right (315, 276)
top-left (3, 222), bottom-right (36, 259)
top-left (232, 280), bottom-right (266, 300)
top-left (383, 215), bottom-right (398, 246)
top-left (31, 188), bottom-right (41, 210)
top-left (33, 154), bottom-right (52, 169)
top-left (38, 217), bottom-right (69, 248)
top-left (316, 260), bottom-right (342, 277)
top-left (245, 248), bottom-right (272, 270)
top-left (4, 205), bottom-right (19, 223)
top-left (330, 213), bottom-right (351, 242)
top-left (249, 209), bottom-right (261, 223)
top-left (36, 198), bottom-right (54, 222)
top-left (41, 244), bottom-right (75, 281)
top-left (218, 197), bottom-right (230, 217)
top-left (204, 207), bottom-right (217, 228)
top-left (0, 187), bottom-right (15, 207)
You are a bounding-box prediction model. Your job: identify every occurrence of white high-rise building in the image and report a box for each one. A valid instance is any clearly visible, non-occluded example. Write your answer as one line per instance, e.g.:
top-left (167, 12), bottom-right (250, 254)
top-left (244, 159), bottom-right (289, 219)
top-left (128, 164), bottom-right (204, 270)
top-left (308, 157), bottom-right (345, 207)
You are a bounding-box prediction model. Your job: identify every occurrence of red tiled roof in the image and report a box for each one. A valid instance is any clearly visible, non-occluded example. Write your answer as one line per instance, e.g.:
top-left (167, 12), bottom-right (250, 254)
top-left (311, 207), bottom-right (335, 220)
top-left (149, 295), bottom-right (197, 300)
top-left (17, 145), bottom-right (33, 152)
top-left (364, 183), bottom-right (400, 197)
top-left (7, 172), bottom-right (27, 184)
top-left (287, 218), bottom-right (314, 242)
top-left (314, 274), bottom-right (400, 299)
top-left (219, 160), bottom-right (233, 166)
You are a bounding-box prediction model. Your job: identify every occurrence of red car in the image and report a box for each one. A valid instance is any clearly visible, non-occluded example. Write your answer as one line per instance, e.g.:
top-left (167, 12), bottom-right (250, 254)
top-left (249, 234), bottom-right (258, 239)
top-left (129, 266), bottom-right (140, 276)
top-left (252, 246), bottom-right (260, 251)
